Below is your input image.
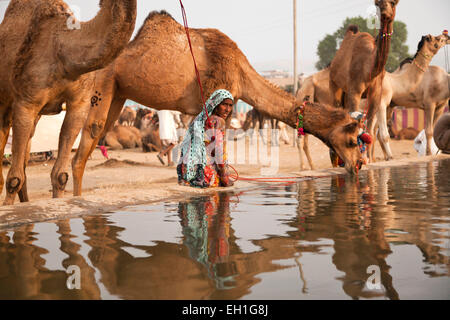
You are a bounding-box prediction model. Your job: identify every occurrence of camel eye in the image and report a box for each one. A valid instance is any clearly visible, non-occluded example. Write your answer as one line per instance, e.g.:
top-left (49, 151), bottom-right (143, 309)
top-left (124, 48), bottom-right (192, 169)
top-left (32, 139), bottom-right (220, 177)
top-left (348, 140), bottom-right (358, 148)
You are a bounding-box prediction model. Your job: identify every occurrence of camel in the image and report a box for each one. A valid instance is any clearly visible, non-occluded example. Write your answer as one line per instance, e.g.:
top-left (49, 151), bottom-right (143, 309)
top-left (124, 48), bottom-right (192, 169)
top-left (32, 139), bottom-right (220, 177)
top-left (373, 33), bottom-right (450, 159)
top-left (103, 125), bottom-right (142, 150)
top-left (39, 11), bottom-right (363, 197)
top-left (389, 126), bottom-right (419, 140)
top-left (118, 106), bottom-right (136, 126)
top-left (0, 0), bottom-right (137, 205)
top-left (433, 113), bottom-right (450, 154)
top-left (329, 0), bottom-right (400, 161)
top-left (134, 108), bottom-right (154, 130)
top-left (241, 108), bottom-right (286, 145)
top-left (141, 114), bottom-right (163, 153)
top-left (295, 68), bottom-right (334, 170)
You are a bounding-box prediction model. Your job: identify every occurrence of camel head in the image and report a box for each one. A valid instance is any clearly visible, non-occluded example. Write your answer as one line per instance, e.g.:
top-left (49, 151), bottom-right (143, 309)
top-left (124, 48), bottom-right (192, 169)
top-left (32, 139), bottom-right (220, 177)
top-left (328, 120), bottom-right (364, 175)
top-left (417, 34), bottom-right (450, 57)
top-left (290, 101), bottom-right (364, 175)
top-left (375, 0), bottom-right (399, 23)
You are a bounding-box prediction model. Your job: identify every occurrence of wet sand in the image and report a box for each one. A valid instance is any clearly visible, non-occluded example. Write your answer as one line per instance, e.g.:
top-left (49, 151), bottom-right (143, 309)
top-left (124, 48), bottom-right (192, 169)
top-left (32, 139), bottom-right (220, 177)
top-left (0, 135), bottom-right (448, 229)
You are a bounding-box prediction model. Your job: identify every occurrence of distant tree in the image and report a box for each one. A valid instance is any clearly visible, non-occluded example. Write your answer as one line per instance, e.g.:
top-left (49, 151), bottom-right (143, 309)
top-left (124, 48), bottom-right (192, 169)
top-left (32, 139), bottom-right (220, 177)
top-left (315, 16), bottom-right (410, 72)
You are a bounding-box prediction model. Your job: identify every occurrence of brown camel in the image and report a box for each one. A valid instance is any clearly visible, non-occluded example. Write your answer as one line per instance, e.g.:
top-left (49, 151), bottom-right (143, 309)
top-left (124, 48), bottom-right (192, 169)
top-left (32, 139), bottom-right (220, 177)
top-left (118, 106), bottom-right (136, 126)
top-left (241, 108), bottom-right (281, 145)
top-left (389, 126), bottom-right (419, 140)
top-left (141, 114), bottom-right (163, 153)
top-left (433, 113), bottom-right (450, 154)
top-left (373, 33), bottom-right (450, 159)
top-left (103, 125), bottom-right (142, 150)
top-left (0, 0), bottom-right (137, 205)
top-left (40, 11), bottom-right (362, 197)
top-left (329, 0), bottom-right (399, 160)
top-left (295, 69), bottom-right (334, 171)
top-left (134, 108), bottom-right (154, 130)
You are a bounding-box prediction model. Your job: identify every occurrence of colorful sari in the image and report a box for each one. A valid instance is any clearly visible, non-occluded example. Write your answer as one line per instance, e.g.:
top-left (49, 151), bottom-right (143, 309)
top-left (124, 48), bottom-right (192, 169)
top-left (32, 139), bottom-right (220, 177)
top-left (177, 89), bottom-right (234, 188)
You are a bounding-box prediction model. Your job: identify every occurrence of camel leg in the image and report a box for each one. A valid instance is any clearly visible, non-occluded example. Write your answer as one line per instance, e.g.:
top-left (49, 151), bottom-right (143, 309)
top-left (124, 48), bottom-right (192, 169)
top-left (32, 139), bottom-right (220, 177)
top-left (433, 103), bottom-right (445, 125)
top-left (366, 117), bottom-right (377, 163)
top-left (258, 115), bottom-right (267, 145)
top-left (303, 134), bottom-right (315, 170)
top-left (72, 96), bottom-right (125, 197)
top-left (376, 104), bottom-right (393, 160)
top-left (366, 85), bottom-right (382, 162)
top-left (0, 107), bottom-right (12, 196)
top-left (4, 103), bottom-right (39, 205)
top-left (424, 103), bottom-right (436, 156)
top-left (17, 138), bottom-right (32, 203)
top-left (344, 90), bottom-right (362, 113)
top-left (18, 115), bottom-right (42, 203)
top-left (271, 119), bottom-right (279, 147)
top-left (297, 136), bottom-right (305, 171)
top-left (330, 79), bottom-right (343, 108)
top-left (51, 98), bottom-right (90, 198)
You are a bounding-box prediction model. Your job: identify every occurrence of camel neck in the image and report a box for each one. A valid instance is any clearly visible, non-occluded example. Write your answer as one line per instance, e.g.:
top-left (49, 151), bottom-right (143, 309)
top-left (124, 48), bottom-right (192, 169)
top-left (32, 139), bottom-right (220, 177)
top-left (413, 51), bottom-right (433, 73)
top-left (373, 20), bottom-right (394, 78)
top-left (302, 103), bottom-right (345, 148)
top-left (239, 64), bottom-right (296, 127)
top-left (59, 0), bottom-right (136, 78)
top-left (390, 50), bottom-right (432, 98)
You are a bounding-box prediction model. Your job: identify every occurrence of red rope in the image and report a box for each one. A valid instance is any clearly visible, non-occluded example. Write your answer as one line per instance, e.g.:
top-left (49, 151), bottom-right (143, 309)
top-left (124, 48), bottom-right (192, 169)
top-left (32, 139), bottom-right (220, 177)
top-left (228, 165), bottom-right (337, 187)
top-left (179, 0), bottom-right (211, 126)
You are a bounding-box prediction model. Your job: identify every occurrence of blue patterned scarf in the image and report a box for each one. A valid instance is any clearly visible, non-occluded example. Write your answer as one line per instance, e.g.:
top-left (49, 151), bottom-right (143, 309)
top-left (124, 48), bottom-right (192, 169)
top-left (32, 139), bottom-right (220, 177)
top-left (178, 89), bottom-right (234, 181)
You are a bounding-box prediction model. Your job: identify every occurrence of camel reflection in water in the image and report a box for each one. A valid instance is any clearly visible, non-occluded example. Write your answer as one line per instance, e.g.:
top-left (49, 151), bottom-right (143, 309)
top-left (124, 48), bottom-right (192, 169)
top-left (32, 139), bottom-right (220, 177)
top-left (0, 221), bottom-right (100, 299)
top-left (290, 161), bottom-right (448, 299)
top-left (0, 161), bottom-right (449, 299)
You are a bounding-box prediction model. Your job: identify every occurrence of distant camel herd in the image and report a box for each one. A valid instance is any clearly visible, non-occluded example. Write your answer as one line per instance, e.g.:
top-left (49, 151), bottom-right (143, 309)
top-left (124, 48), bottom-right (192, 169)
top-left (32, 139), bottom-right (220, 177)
top-left (0, 0), bottom-right (448, 205)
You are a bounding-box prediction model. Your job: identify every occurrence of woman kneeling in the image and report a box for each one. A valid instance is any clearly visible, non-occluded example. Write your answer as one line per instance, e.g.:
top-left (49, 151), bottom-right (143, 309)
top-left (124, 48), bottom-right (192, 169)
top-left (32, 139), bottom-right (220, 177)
top-left (177, 89), bottom-right (235, 188)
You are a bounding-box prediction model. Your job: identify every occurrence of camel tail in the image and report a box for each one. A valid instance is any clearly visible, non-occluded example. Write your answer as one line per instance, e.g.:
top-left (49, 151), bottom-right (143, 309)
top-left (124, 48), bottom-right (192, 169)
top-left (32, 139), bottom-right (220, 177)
top-left (346, 25), bottom-right (359, 35)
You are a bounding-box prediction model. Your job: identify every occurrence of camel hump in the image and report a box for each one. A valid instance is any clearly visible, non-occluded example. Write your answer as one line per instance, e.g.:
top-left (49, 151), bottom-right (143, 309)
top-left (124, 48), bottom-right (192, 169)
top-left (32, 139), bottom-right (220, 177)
top-left (146, 10), bottom-right (173, 20)
top-left (346, 25), bottom-right (359, 35)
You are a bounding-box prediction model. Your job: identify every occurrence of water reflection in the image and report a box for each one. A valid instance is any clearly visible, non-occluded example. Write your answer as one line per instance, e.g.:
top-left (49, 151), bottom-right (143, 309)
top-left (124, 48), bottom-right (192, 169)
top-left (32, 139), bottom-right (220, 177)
top-left (179, 193), bottom-right (236, 290)
top-left (0, 160), bottom-right (449, 299)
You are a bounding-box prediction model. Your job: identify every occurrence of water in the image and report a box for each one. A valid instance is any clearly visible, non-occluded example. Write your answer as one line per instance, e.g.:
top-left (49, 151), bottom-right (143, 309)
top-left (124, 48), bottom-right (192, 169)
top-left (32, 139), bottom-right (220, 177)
top-left (0, 160), bottom-right (449, 300)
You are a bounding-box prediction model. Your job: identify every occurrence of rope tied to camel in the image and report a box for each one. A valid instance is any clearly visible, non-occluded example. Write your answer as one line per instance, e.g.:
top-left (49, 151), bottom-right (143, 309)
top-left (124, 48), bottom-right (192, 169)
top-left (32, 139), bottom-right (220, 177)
top-left (179, 0), bottom-right (212, 127)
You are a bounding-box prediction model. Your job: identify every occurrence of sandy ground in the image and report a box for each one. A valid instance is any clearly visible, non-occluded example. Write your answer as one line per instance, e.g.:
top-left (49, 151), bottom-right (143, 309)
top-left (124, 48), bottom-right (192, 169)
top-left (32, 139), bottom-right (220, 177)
top-left (0, 133), bottom-right (448, 229)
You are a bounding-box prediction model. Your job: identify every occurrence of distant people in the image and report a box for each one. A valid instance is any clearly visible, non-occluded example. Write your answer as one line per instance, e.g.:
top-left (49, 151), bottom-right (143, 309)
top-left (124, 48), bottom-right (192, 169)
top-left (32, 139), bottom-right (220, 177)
top-left (330, 111), bottom-right (372, 168)
top-left (157, 110), bottom-right (179, 166)
top-left (177, 89), bottom-right (234, 188)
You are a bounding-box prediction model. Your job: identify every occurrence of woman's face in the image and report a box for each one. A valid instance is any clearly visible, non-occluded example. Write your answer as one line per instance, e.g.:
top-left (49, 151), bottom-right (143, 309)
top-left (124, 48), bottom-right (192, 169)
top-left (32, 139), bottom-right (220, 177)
top-left (214, 98), bottom-right (233, 119)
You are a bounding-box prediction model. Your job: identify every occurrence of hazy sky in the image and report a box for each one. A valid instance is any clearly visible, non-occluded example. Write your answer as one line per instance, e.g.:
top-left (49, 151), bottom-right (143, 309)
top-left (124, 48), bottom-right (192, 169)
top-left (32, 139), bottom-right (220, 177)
top-left (1, 0), bottom-right (449, 75)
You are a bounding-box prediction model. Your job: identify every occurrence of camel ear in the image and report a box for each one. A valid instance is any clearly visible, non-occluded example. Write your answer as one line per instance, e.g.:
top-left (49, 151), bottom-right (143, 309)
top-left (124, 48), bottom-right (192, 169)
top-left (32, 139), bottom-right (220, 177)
top-left (343, 121), bottom-right (359, 134)
top-left (426, 35), bottom-right (432, 42)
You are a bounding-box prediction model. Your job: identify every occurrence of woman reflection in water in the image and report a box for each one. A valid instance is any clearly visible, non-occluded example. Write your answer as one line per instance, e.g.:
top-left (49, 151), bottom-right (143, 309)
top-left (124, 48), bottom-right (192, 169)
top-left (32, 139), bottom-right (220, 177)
top-left (178, 192), bottom-right (237, 289)
top-left (177, 89), bottom-right (235, 188)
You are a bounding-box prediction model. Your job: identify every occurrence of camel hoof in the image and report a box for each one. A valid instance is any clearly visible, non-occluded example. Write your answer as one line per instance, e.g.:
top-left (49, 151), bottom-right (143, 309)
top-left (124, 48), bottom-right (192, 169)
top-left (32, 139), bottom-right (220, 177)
top-left (58, 172), bottom-right (69, 189)
top-left (6, 177), bottom-right (21, 194)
